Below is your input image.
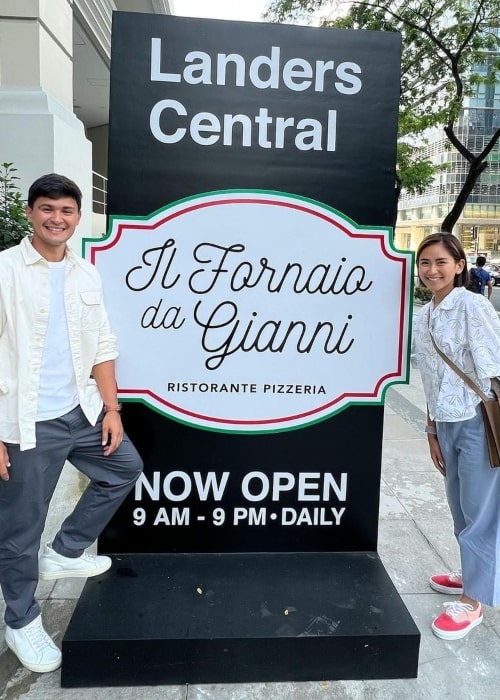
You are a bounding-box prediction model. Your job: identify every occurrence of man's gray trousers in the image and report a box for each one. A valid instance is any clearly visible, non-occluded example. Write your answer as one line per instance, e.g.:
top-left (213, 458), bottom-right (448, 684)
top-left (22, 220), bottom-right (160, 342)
top-left (0, 406), bottom-right (143, 628)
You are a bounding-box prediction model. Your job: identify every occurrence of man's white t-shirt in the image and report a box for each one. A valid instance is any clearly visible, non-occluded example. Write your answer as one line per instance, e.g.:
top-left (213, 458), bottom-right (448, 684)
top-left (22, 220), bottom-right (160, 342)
top-left (36, 261), bottom-right (79, 421)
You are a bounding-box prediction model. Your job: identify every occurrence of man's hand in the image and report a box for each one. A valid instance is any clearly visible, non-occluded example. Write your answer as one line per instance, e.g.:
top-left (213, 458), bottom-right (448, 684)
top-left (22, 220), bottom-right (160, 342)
top-left (101, 411), bottom-right (124, 456)
top-left (428, 435), bottom-right (446, 476)
top-left (0, 441), bottom-right (11, 481)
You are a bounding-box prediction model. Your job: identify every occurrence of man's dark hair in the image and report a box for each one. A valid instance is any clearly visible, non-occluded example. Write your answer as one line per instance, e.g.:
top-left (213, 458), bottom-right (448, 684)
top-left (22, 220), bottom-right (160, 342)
top-left (27, 173), bottom-right (82, 211)
top-left (476, 256), bottom-right (487, 267)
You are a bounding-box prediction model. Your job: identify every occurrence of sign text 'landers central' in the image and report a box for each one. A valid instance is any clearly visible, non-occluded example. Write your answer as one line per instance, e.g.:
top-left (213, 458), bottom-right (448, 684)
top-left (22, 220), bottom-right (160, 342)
top-left (87, 191), bottom-right (412, 432)
top-left (149, 39), bottom-right (361, 151)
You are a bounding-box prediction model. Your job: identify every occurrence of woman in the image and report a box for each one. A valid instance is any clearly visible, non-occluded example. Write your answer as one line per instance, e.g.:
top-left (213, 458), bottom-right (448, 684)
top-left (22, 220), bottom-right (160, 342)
top-left (412, 232), bottom-right (500, 640)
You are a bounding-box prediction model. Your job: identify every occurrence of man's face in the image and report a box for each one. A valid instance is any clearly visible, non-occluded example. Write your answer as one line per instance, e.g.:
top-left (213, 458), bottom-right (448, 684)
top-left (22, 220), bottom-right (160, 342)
top-left (25, 196), bottom-right (81, 260)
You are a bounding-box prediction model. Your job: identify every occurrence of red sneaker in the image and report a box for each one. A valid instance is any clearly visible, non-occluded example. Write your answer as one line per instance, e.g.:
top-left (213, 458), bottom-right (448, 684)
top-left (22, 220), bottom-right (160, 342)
top-left (431, 601), bottom-right (482, 640)
top-left (429, 569), bottom-right (463, 594)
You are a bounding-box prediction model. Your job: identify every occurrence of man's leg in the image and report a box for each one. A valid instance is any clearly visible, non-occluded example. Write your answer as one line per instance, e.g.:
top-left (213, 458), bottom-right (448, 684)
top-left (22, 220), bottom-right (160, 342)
top-left (49, 407), bottom-right (142, 558)
top-left (0, 422), bottom-right (70, 628)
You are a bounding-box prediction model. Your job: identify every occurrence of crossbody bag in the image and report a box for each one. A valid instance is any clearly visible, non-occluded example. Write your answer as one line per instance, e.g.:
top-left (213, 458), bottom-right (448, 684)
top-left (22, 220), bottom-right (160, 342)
top-left (428, 329), bottom-right (500, 468)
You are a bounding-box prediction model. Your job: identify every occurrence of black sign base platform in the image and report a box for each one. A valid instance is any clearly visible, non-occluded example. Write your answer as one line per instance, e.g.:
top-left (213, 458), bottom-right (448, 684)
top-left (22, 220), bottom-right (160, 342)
top-left (61, 552), bottom-right (419, 687)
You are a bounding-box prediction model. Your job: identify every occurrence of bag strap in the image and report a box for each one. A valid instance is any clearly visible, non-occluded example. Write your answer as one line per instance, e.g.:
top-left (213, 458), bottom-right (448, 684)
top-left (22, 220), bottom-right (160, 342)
top-left (427, 312), bottom-right (489, 401)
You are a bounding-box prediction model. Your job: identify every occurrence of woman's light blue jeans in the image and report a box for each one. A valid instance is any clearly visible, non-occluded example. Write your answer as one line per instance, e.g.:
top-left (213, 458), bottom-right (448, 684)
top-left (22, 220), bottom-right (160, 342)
top-left (437, 406), bottom-right (500, 607)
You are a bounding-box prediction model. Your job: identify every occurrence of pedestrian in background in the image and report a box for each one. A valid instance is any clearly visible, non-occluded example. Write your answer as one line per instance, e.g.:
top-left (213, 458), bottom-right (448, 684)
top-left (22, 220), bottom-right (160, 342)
top-left (467, 255), bottom-right (493, 299)
top-left (0, 174), bottom-right (143, 673)
top-left (412, 232), bottom-right (500, 640)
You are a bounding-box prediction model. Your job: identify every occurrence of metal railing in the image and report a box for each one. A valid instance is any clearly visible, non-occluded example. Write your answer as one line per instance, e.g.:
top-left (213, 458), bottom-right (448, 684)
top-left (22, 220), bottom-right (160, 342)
top-left (92, 171), bottom-right (107, 215)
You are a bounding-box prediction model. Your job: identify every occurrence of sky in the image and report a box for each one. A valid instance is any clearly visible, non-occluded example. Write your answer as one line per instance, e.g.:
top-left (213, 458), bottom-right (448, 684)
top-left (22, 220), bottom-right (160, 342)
top-left (172, 1), bottom-right (337, 25)
top-left (172, 1), bottom-right (269, 23)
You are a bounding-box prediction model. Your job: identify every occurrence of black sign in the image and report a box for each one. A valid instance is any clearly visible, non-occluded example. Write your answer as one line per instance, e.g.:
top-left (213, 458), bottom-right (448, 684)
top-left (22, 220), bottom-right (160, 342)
top-left (97, 13), bottom-right (408, 554)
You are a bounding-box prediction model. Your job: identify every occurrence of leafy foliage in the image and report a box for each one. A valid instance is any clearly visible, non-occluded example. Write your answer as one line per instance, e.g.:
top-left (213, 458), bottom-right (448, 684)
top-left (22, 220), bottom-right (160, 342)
top-left (265, 1), bottom-right (500, 230)
top-left (397, 142), bottom-right (438, 196)
top-left (414, 285), bottom-right (433, 303)
top-left (0, 162), bottom-right (31, 251)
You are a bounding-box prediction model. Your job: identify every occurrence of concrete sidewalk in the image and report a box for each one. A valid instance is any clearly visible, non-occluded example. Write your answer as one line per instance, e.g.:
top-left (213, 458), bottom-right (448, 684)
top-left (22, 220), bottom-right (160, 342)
top-left (1, 366), bottom-right (500, 699)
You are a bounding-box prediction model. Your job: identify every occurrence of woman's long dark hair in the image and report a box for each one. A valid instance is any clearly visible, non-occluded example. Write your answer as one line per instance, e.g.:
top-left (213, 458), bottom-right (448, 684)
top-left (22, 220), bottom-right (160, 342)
top-left (416, 232), bottom-right (468, 288)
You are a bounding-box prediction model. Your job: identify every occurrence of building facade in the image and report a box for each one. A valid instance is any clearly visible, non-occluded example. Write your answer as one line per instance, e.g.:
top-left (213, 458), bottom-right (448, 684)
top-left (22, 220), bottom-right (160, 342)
top-left (0, 0), bottom-right (173, 247)
top-left (395, 46), bottom-right (500, 260)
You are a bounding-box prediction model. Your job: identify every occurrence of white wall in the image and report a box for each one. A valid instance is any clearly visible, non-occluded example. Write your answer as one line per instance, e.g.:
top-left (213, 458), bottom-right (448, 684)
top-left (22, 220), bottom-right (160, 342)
top-left (0, 1), bottom-right (93, 252)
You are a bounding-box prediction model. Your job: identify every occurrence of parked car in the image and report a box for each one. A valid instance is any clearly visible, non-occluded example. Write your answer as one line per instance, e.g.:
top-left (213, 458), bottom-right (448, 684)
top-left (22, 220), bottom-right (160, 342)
top-left (484, 263), bottom-right (500, 286)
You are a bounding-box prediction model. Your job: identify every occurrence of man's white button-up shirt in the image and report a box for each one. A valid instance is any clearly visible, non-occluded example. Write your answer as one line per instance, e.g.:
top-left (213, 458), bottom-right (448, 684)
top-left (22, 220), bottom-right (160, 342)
top-left (0, 237), bottom-right (118, 450)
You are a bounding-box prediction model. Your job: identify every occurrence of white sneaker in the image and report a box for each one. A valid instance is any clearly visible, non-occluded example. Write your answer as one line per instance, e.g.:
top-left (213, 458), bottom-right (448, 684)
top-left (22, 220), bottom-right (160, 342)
top-left (5, 615), bottom-right (61, 673)
top-left (39, 543), bottom-right (112, 580)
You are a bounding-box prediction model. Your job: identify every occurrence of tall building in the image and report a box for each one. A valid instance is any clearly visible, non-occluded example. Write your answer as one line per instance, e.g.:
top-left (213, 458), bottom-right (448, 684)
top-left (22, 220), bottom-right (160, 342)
top-left (395, 37), bottom-right (500, 259)
top-left (0, 0), bottom-right (173, 247)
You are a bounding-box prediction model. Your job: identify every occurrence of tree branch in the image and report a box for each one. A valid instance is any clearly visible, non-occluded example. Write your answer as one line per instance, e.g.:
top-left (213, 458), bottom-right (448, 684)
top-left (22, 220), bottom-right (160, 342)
top-left (441, 160), bottom-right (489, 232)
top-left (477, 126), bottom-right (500, 161)
top-left (443, 125), bottom-right (473, 161)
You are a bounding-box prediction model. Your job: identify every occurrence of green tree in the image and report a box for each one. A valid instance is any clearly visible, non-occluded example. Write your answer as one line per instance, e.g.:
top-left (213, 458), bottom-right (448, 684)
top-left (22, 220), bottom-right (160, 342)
top-left (265, 0), bottom-right (500, 232)
top-left (0, 162), bottom-right (31, 251)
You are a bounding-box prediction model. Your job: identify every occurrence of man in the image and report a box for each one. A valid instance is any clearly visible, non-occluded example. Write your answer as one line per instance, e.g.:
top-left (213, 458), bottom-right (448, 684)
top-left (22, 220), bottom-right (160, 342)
top-left (468, 255), bottom-right (493, 299)
top-left (0, 174), bottom-right (143, 673)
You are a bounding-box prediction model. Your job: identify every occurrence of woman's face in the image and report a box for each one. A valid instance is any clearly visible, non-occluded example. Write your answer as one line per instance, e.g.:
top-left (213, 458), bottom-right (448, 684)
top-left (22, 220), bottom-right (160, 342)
top-left (417, 242), bottom-right (465, 304)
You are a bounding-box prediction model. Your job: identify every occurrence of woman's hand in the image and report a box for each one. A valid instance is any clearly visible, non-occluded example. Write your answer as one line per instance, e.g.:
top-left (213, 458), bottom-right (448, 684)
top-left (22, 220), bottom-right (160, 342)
top-left (428, 434), bottom-right (446, 475)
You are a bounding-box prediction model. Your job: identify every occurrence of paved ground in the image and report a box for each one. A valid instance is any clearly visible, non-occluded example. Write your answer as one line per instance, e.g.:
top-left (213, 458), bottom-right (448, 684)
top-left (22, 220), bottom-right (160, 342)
top-left (2, 357), bottom-right (500, 698)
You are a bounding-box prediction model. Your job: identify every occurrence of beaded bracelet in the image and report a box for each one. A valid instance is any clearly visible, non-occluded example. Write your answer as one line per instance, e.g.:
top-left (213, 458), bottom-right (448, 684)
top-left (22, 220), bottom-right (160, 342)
top-left (104, 404), bottom-right (122, 413)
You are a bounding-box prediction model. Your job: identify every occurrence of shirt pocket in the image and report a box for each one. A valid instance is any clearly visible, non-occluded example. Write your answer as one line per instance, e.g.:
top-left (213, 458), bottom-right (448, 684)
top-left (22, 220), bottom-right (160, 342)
top-left (80, 290), bottom-right (102, 330)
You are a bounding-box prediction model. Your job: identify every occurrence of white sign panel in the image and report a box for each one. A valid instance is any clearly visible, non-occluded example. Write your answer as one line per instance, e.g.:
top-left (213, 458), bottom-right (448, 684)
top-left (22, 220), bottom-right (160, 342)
top-left (87, 191), bottom-right (412, 432)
